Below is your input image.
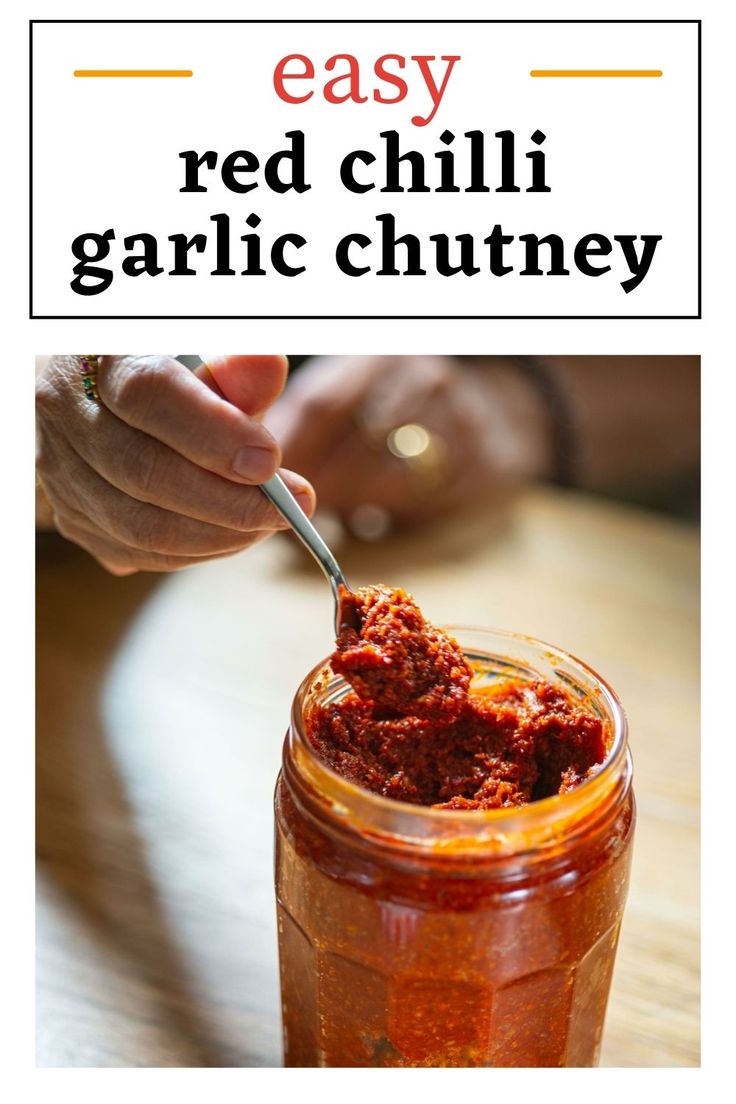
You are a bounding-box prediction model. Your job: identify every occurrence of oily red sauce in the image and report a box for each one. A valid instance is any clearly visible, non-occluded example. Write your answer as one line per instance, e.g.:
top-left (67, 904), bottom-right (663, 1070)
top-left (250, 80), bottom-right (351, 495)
top-left (308, 585), bottom-right (606, 810)
top-left (333, 585), bottom-right (471, 718)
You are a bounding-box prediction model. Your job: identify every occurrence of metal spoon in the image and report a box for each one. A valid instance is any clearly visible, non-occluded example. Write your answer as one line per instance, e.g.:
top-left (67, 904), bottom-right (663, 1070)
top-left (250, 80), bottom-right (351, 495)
top-left (259, 472), bottom-right (354, 634)
top-left (177, 355), bottom-right (354, 634)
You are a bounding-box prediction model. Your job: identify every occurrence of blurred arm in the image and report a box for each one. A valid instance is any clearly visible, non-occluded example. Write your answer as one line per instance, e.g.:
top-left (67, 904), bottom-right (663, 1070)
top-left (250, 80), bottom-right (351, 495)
top-left (546, 355), bottom-right (699, 493)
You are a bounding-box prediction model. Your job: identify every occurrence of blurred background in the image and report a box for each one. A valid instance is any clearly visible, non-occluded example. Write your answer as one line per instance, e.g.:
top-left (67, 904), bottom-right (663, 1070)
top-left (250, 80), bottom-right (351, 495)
top-left (36, 354), bottom-right (699, 1066)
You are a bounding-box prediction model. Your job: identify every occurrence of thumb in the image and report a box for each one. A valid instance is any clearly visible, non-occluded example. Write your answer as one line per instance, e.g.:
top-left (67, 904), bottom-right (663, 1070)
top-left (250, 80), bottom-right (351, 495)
top-left (197, 355), bottom-right (289, 419)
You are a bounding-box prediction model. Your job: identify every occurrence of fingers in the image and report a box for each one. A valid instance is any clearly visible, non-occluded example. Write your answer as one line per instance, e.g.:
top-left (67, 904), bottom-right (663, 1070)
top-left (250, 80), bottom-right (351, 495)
top-left (37, 353), bottom-right (318, 575)
top-left (265, 356), bottom-right (386, 475)
top-left (279, 467), bottom-right (317, 519)
top-left (267, 356), bottom-right (479, 524)
top-left (40, 438), bottom-right (310, 558)
top-left (52, 509), bottom-right (264, 575)
top-left (201, 355), bottom-right (289, 417)
top-left (191, 359), bottom-right (225, 399)
top-left (68, 404), bottom-right (314, 530)
top-left (96, 355), bottom-right (281, 483)
top-left (266, 356), bottom-right (454, 483)
top-left (354, 355), bottom-right (457, 434)
top-left (265, 356), bottom-right (452, 506)
top-left (52, 469), bottom-right (314, 576)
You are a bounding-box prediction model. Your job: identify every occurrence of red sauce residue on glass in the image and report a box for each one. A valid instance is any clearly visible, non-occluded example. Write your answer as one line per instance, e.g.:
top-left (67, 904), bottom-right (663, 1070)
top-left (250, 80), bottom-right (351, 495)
top-left (277, 603), bottom-right (635, 1067)
top-left (308, 585), bottom-right (606, 809)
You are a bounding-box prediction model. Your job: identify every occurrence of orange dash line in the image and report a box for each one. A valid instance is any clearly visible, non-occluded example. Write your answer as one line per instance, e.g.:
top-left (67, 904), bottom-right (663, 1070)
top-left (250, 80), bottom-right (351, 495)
top-left (530, 69), bottom-right (662, 78)
top-left (73, 69), bottom-right (193, 78)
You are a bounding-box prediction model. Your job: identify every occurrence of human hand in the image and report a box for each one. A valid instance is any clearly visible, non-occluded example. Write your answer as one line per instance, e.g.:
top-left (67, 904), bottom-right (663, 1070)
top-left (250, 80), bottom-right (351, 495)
top-left (266, 356), bottom-right (553, 533)
top-left (35, 355), bottom-right (315, 574)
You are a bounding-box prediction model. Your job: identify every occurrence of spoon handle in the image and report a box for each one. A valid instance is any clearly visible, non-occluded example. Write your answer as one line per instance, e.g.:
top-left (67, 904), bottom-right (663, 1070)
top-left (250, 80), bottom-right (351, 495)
top-left (177, 355), bottom-right (350, 632)
top-left (261, 473), bottom-right (349, 607)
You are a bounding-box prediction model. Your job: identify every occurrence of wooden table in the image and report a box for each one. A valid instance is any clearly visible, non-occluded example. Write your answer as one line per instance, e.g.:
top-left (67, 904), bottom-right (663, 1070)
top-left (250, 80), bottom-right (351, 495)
top-left (36, 487), bottom-right (700, 1067)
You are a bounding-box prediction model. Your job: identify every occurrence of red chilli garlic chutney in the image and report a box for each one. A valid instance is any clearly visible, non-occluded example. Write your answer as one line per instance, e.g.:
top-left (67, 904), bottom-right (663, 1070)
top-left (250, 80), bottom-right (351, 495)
top-left (275, 586), bottom-right (634, 1067)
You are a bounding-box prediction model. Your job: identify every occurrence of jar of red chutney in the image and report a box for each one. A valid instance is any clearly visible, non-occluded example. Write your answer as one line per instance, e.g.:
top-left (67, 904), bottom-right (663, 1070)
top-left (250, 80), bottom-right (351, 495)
top-left (275, 627), bottom-right (634, 1067)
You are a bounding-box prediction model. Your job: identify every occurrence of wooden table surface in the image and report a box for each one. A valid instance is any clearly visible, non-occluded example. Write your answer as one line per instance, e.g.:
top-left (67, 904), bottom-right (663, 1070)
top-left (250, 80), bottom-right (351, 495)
top-left (36, 487), bottom-right (700, 1068)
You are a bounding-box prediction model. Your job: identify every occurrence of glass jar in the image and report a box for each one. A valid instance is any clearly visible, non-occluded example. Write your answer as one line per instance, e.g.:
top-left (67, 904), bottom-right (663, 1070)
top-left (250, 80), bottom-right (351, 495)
top-left (275, 628), bottom-right (634, 1068)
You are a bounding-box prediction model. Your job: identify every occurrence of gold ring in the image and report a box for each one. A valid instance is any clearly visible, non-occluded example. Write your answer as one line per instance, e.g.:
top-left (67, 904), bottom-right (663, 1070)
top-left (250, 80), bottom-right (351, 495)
top-left (385, 422), bottom-right (448, 493)
top-left (79, 355), bottom-right (100, 403)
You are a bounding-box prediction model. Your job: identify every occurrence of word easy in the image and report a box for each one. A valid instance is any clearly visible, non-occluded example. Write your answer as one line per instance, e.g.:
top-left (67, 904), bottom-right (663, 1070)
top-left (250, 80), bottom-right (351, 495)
top-left (273, 53), bottom-right (461, 126)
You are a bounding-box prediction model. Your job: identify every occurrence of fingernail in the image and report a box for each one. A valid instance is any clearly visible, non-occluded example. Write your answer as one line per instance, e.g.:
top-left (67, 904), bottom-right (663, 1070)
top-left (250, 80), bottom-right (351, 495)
top-left (232, 446), bottom-right (278, 481)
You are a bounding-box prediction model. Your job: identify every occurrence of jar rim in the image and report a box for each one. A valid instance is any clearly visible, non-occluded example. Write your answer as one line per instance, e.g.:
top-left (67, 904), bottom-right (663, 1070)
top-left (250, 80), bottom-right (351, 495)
top-left (288, 626), bottom-right (630, 851)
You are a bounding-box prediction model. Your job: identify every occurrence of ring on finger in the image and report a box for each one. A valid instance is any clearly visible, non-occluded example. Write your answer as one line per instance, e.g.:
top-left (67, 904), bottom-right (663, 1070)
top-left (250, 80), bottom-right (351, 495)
top-left (79, 355), bottom-right (101, 403)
